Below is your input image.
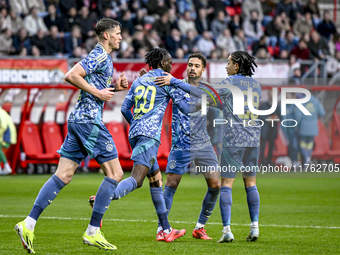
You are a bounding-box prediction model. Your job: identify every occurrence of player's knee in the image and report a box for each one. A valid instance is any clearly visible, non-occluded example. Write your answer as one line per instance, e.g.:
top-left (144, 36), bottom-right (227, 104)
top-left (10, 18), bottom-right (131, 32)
top-left (56, 173), bottom-right (73, 185)
top-left (209, 181), bottom-right (221, 189)
top-left (165, 179), bottom-right (179, 189)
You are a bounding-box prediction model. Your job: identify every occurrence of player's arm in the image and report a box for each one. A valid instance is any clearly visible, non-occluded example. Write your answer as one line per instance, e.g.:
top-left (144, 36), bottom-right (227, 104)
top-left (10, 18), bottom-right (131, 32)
top-left (121, 86), bottom-right (134, 124)
top-left (64, 63), bottom-right (114, 102)
top-left (113, 72), bottom-right (129, 91)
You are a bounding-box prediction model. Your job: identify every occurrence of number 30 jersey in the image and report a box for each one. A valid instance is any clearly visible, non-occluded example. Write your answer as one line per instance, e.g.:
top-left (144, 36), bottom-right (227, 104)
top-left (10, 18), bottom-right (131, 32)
top-left (217, 74), bottom-right (262, 148)
top-left (124, 68), bottom-right (189, 142)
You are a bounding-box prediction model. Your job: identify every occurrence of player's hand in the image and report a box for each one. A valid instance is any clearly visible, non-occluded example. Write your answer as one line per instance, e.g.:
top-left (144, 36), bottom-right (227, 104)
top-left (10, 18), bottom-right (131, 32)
top-left (154, 72), bottom-right (173, 87)
top-left (139, 68), bottom-right (147, 76)
top-left (115, 72), bottom-right (129, 91)
top-left (97, 88), bottom-right (115, 101)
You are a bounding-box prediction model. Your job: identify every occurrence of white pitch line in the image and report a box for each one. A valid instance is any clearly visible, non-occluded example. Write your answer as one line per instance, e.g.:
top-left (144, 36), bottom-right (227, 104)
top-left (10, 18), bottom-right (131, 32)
top-left (1, 215), bottom-right (340, 230)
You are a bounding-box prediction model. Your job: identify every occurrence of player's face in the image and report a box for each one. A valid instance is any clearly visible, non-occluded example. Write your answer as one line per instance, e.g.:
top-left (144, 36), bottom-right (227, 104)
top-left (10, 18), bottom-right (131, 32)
top-left (106, 26), bottom-right (122, 50)
top-left (187, 57), bottom-right (205, 79)
top-left (162, 54), bottom-right (173, 73)
top-left (226, 55), bottom-right (238, 76)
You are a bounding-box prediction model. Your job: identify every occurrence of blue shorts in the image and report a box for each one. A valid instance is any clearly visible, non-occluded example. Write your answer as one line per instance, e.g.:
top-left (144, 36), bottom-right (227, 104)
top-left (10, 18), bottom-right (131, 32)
top-left (129, 136), bottom-right (160, 174)
top-left (220, 147), bottom-right (259, 178)
top-left (3, 127), bottom-right (11, 144)
top-left (166, 145), bottom-right (218, 175)
top-left (58, 122), bottom-right (118, 164)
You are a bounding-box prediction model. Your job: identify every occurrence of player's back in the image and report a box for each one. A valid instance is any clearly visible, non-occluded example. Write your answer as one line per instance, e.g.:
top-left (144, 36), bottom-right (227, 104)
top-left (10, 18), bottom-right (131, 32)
top-left (219, 74), bottom-right (262, 147)
top-left (127, 68), bottom-right (171, 141)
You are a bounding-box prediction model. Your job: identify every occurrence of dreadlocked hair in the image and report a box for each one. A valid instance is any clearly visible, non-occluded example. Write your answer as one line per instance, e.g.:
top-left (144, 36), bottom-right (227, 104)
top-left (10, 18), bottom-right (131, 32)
top-left (230, 51), bottom-right (257, 76)
top-left (144, 48), bottom-right (170, 69)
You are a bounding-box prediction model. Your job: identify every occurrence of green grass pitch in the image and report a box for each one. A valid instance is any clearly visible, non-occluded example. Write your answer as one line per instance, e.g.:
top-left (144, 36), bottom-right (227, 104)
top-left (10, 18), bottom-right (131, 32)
top-left (0, 173), bottom-right (340, 254)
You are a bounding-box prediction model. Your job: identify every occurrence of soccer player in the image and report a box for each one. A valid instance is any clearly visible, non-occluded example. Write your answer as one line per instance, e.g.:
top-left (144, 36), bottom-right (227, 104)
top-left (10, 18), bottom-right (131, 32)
top-left (118, 48), bottom-right (191, 242)
top-left (14, 18), bottom-right (128, 253)
top-left (155, 53), bottom-right (221, 241)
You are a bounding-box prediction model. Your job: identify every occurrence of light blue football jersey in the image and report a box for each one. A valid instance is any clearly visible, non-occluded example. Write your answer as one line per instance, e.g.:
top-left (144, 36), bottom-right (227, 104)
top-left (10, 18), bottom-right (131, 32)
top-left (68, 43), bottom-right (113, 124)
top-left (216, 74), bottom-right (262, 147)
top-left (125, 68), bottom-right (190, 142)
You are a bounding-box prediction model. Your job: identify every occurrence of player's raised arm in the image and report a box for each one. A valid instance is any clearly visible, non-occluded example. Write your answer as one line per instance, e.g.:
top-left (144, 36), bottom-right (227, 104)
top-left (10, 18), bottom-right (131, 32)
top-left (64, 63), bottom-right (115, 102)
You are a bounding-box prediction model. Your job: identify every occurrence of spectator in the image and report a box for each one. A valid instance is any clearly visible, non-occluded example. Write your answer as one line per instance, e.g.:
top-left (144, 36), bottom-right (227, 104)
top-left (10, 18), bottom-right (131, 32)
top-left (196, 30), bottom-right (216, 57)
top-left (24, 6), bottom-right (48, 36)
top-left (290, 39), bottom-right (310, 60)
top-left (207, 0), bottom-right (226, 18)
top-left (84, 33), bottom-right (98, 53)
top-left (279, 11), bottom-right (291, 32)
top-left (31, 45), bottom-right (40, 57)
top-left (30, 29), bottom-right (46, 55)
top-left (5, 9), bottom-right (23, 34)
top-left (147, 0), bottom-right (169, 16)
top-left (295, 92), bottom-right (325, 165)
top-left (302, 32), bottom-right (310, 44)
top-left (243, 10), bottom-right (264, 45)
top-left (62, 7), bottom-right (78, 32)
top-left (153, 12), bottom-right (171, 40)
top-left (261, 0), bottom-right (275, 25)
top-left (280, 30), bottom-right (298, 53)
top-left (76, 6), bottom-right (95, 41)
top-left (118, 9), bottom-right (135, 35)
top-left (288, 65), bottom-right (302, 84)
top-left (9, 0), bottom-right (29, 16)
top-left (136, 46), bottom-right (147, 59)
top-left (44, 25), bottom-right (62, 56)
top-left (132, 30), bottom-right (146, 53)
top-left (165, 28), bottom-right (182, 57)
top-left (228, 14), bottom-right (242, 36)
top-left (293, 12), bottom-right (313, 38)
top-left (211, 10), bottom-right (228, 37)
top-left (178, 10), bottom-right (197, 36)
top-left (275, 0), bottom-right (292, 17)
top-left (181, 29), bottom-right (198, 55)
top-left (317, 10), bottom-right (337, 41)
top-left (97, 0), bottom-right (113, 18)
top-left (168, 8), bottom-right (179, 30)
top-left (216, 28), bottom-right (236, 54)
top-left (308, 30), bottom-right (330, 61)
top-left (195, 8), bottom-right (211, 35)
top-left (242, 0), bottom-right (263, 21)
top-left (265, 15), bottom-right (283, 48)
top-left (132, 8), bottom-right (146, 27)
top-left (0, 8), bottom-right (9, 31)
top-left (145, 29), bottom-right (162, 50)
top-left (304, 0), bottom-right (320, 19)
top-left (64, 25), bottom-right (82, 56)
top-left (59, 0), bottom-right (78, 16)
top-left (175, 47), bottom-right (185, 59)
top-left (177, 0), bottom-right (196, 19)
top-left (252, 35), bottom-right (268, 56)
top-left (18, 47), bottom-right (27, 56)
top-left (0, 28), bottom-right (14, 55)
top-left (44, 4), bottom-right (63, 31)
top-left (233, 29), bottom-right (247, 51)
top-left (27, 0), bottom-right (46, 13)
top-left (290, 0), bottom-right (304, 23)
top-left (278, 49), bottom-right (289, 60)
top-left (209, 49), bottom-right (219, 59)
top-left (12, 28), bottom-right (31, 54)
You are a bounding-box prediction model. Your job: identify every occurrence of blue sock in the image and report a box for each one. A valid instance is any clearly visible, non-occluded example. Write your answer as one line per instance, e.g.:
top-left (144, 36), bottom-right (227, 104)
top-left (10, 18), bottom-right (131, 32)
top-left (158, 185), bottom-right (177, 227)
top-left (245, 185), bottom-right (260, 222)
top-left (219, 186), bottom-right (232, 227)
top-left (150, 187), bottom-right (170, 230)
top-left (29, 174), bottom-right (65, 220)
top-left (90, 177), bottom-right (118, 227)
top-left (198, 187), bottom-right (220, 225)
top-left (111, 177), bottom-right (137, 200)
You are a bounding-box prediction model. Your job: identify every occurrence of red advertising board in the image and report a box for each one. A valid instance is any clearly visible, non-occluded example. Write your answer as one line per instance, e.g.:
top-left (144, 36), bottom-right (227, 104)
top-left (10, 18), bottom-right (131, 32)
top-left (0, 59), bottom-right (68, 84)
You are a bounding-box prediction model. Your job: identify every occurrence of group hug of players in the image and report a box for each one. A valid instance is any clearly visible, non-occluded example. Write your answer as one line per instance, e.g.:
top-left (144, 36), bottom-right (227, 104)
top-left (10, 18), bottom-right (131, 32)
top-left (14, 18), bottom-right (261, 253)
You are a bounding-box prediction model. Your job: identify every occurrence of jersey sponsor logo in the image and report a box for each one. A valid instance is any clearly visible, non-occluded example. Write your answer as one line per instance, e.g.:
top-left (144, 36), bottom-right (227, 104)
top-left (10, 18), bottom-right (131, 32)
top-left (169, 160), bottom-right (176, 169)
top-left (106, 143), bottom-right (113, 152)
top-left (87, 59), bottom-right (97, 70)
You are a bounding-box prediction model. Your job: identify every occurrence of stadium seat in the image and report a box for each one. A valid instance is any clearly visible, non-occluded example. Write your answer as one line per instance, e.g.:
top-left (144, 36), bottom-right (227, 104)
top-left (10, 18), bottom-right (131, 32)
top-left (106, 121), bottom-right (131, 159)
top-left (42, 121), bottom-right (63, 158)
top-left (20, 120), bottom-right (58, 168)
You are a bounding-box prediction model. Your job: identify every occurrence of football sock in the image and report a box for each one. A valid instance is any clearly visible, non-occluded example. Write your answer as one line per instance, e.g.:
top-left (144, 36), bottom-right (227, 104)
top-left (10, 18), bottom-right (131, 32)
top-left (28, 174), bottom-right (66, 223)
top-left (86, 224), bottom-right (99, 236)
top-left (157, 226), bottom-right (163, 234)
top-left (223, 225), bottom-right (231, 232)
top-left (150, 187), bottom-right (171, 231)
top-left (194, 222), bottom-right (205, 230)
top-left (0, 149), bottom-right (7, 163)
top-left (220, 186), bottom-right (232, 227)
top-left (112, 176), bottom-right (137, 200)
top-left (197, 187), bottom-right (220, 225)
top-left (158, 185), bottom-right (176, 227)
top-left (245, 185), bottom-right (260, 222)
top-left (251, 221), bottom-right (259, 228)
top-left (24, 216), bottom-right (36, 231)
top-left (90, 177), bottom-right (118, 227)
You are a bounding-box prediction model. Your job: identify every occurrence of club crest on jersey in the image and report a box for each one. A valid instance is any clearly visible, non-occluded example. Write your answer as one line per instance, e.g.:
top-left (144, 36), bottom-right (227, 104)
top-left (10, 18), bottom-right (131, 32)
top-left (106, 143), bottom-right (113, 152)
top-left (150, 156), bottom-right (156, 166)
top-left (169, 160), bottom-right (176, 169)
top-left (87, 59), bottom-right (97, 70)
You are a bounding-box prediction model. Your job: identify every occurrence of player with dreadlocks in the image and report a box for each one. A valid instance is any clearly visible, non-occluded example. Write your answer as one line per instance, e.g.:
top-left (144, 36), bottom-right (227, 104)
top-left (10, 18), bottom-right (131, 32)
top-left (214, 51), bottom-right (261, 243)
top-left (113, 48), bottom-right (194, 242)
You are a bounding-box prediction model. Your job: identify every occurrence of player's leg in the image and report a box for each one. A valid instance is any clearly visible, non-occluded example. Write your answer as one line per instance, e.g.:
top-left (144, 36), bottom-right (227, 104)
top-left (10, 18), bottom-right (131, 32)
top-left (242, 147), bottom-right (260, 242)
top-left (193, 147), bottom-right (221, 240)
top-left (15, 157), bottom-right (79, 254)
top-left (0, 140), bottom-right (12, 174)
top-left (217, 147), bottom-right (242, 243)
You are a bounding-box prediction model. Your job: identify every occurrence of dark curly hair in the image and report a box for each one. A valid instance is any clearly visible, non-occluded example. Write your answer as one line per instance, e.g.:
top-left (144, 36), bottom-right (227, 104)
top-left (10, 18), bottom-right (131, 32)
top-left (230, 51), bottom-right (257, 76)
top-left (144, 48), bottom-right (170, 69)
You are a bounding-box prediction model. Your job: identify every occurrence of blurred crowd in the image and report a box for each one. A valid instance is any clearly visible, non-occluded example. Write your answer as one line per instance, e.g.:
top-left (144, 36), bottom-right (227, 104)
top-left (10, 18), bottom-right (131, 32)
top-left (0, 0), bottom-right (339, 74)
